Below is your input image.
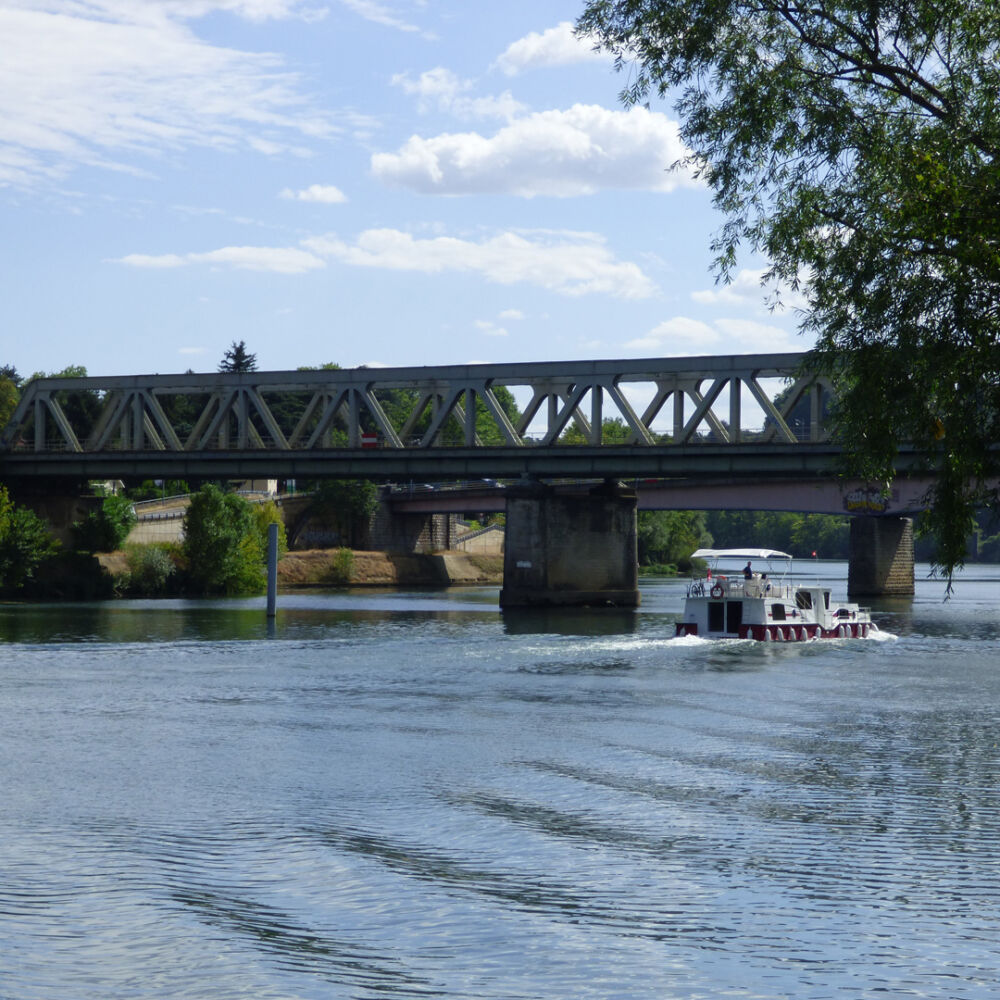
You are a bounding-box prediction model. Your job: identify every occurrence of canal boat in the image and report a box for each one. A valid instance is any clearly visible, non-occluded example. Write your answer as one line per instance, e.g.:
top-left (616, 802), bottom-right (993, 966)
top-left (675, 548), bottom-right (875, 641)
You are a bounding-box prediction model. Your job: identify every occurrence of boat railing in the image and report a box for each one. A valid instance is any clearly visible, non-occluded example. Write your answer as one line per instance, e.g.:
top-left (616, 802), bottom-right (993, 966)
top-left (688, 577), bottom-right (792, 600)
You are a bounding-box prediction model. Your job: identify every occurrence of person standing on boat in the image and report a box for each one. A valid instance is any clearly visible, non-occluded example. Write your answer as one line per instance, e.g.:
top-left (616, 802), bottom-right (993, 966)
top-left (743, 561), bottom-right (753, 579)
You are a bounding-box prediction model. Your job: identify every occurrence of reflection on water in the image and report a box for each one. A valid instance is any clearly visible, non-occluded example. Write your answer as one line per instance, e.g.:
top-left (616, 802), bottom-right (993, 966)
top-left (2, 565), bottom-right (1000, 999)
top-left (501, 606), bottom-right (638, 636)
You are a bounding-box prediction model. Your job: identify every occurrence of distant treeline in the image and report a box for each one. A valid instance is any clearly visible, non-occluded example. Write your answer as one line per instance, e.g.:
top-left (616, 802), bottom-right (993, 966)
top-left (640, 508), bottom-right (1000, 570)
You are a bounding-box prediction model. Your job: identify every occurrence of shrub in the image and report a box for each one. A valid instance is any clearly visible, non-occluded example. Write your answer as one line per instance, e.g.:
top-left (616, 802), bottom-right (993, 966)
top-left (71, 493), bottom-right (137, 552)
top-left (0, 486), bottom-right (59, 593)
top-left (182, 485), bottom-right (266, 595)
top-left (252, 500), bottom-right (288, 558)
top-left (327, 547), bottom-right (354, 585)
top-left (124, 543), bottom-right (178, 595)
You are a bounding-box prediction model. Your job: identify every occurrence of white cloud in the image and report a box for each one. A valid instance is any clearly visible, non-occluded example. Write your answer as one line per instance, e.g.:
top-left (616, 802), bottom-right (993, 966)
top-left (391, 68), bottom-right (524, 120)
top-left (280, 183), bottom-right (348, 203)
top-left (338, 0), bottom-right (430, 36)
top-left (626, 315), bottom-right (805, 355)
top-left (116, 252), bottom-right (188, 268)
top-left (627, 317), bottom-right (721, 353)
top-left (475, 319), bottom-right (509, 337)
top-left (371, 104), bottom-right (697, 197)
top-left (116, 245), bottom-right (326, 273)
top-left (714, 317), bottom-right (810, 352)
top-left (499, 308), bottom-right (525, 321)
top-left (0, 1), bottom-right (338, 187)
top-left (115, 227), bottom-right (655, 295)
top-left (495, 21), bottom-right (606, 76)
top-left (303, 228), bottom-right (657, 297)
top-left (156, 1), bottom-right (324, 20)
top-left (691, 267), bottom-right (811, 313)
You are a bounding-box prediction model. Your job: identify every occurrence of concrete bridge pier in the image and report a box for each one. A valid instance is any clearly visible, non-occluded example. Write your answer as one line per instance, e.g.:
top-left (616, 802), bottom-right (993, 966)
top-left (500, 480), bottom-right (640, 608)
top-left (848, 516), bottom-right (915, 597)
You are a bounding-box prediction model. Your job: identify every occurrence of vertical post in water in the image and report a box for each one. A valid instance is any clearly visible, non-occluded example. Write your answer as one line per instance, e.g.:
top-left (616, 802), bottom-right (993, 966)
top-left (266, 521), bottom-right (279, 618)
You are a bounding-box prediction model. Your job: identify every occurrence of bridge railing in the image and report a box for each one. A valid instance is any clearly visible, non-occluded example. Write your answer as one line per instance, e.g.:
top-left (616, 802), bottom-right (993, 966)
top-left (0, 352), bottom-right (830, 456)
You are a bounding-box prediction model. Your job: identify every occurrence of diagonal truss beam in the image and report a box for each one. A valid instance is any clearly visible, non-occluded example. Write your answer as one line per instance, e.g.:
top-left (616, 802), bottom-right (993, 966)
top-left (0, 353), bottom-right (836, 458)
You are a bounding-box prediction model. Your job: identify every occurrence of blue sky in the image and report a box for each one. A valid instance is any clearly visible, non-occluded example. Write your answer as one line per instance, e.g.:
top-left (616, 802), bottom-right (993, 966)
top-left (1, 0), bottom-right (810, 379)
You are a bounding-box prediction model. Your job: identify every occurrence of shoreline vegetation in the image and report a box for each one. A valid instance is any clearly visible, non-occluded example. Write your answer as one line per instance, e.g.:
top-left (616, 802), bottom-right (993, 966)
top-left (12, 548), bottom-right (504, 601)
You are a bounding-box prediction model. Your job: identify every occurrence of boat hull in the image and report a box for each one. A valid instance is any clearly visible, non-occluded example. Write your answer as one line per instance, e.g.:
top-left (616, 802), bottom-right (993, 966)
top-left (675, 621), bottom-right (873, 641)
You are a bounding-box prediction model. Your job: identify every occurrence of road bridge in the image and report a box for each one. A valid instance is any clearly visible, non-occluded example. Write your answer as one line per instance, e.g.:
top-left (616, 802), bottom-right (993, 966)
top-left (389, 477), bottom-right (932, 518)
top-left (0, 352), bottom-right (925, 602)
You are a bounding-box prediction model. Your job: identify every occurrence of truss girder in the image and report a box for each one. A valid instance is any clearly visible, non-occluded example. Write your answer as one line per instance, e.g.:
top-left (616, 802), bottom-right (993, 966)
top-left (0, 353), bottom-right (831, 457)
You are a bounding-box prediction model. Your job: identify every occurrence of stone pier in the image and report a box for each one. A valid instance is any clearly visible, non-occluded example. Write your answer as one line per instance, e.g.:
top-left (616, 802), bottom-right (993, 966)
top-left (499, 481), bottom-right (639, 608)
top-left (848, 516), bottom-right (915, 597)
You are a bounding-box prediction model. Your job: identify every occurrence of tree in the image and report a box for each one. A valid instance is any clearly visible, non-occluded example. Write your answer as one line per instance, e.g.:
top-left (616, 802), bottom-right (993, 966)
top-left (0, 374), bottom-right (17, 429)
top-left (307, 479), bottom-right (379, 547)
top-left (638, 510), bottom-right (711, 567)
top-left (0, 486), bottom-right (59, 593)
top-left (71, 493), bottom-right (137, 553)
top-left (578, 1), bottom-right (1000, 583)
top-left (219, 340), bottom-right (258, 373)
top-left (182, 484), bottom-right (264, 594)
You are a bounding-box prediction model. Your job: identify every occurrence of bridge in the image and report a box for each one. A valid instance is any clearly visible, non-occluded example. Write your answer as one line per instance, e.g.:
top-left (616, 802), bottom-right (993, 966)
top-left (2, 351), bottom-right (866, 480)
top-left (0, 352), bottom-right (924, 603)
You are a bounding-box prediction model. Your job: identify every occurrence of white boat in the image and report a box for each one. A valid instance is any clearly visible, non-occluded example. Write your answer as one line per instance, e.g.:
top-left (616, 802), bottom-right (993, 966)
top-left (675, 548), bottom-right (876, 641)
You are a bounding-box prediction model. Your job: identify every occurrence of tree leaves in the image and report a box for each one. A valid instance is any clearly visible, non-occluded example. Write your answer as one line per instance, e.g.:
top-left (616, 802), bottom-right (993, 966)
top-left (579, 0), bottom-right (1000, 580)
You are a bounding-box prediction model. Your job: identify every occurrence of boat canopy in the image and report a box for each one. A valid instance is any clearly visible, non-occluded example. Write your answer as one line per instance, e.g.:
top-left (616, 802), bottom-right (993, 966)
top-left (690, 548), bottom-right (793, 561)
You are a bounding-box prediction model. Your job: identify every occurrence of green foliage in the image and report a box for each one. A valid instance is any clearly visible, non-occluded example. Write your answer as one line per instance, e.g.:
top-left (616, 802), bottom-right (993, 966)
top-left (310, 479), bottom-right (379, 547)
top-left (71, 493), bottom-right (137, 553)
top-left (327, 547), bottom-right (355, 586)
top-left (123, 543), bottom-right (179, 596)
top-left (579, 0), bottom-right (1000, 584)
top-left (0, 486), bottom-right (59, 592)
top-left (219, 340), bottom-right (258, 373)
top-left (560, 416), bottom-right (631, 445)
top-left (182, 484), bottom-right (265, 595)
top-left (637, 510), bottom-right (711, 566)
top-left (704, 511), bottom-right (850, 560)
top-left (0, 375), bottom-right (18, 429)
top-left (252, 500), bottom-right (288, 558)
top-left (127, 479), bottom-right (191, 501)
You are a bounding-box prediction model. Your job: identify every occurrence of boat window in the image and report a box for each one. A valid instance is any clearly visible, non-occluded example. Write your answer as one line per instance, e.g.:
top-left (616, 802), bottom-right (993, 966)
top-left (823, 590), bottom-right (831, 609)
top-left (796, 590), bottom-right (812, 610)
top-left (771, 603), bottom-right (786, 621)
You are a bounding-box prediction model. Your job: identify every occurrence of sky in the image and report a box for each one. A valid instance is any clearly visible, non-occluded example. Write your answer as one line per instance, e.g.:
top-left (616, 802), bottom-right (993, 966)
top-left (0, 0), bottom-right (813, 380)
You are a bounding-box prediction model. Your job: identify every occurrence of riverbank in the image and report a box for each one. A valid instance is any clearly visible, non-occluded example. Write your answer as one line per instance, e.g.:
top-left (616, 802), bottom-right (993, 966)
top-left (276, 549), bottom-right (503, 587)
top-left (95, 548), bottom-right (502, 590)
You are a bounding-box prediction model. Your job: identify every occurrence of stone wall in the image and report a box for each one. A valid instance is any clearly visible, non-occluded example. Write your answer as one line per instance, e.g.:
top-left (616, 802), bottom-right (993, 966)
top-left (848, 516), bottom-right (915, 596)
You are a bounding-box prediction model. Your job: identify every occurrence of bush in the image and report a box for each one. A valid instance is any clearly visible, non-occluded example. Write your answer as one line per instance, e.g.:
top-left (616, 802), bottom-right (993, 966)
top-left (0, 486), bottom-right (60, 593)
top-left (182, 485), bottom-right (269, 595)
top-left (71, 493), bottom-right (137, 553)
top-left (252, 500), bottom-right (288, 558)
top-left (127, 480), bottom-right (190, 502)
top-left (327, 547), bottom-right (354, 585)
top-left (124, 543), bottom-right (179, 595)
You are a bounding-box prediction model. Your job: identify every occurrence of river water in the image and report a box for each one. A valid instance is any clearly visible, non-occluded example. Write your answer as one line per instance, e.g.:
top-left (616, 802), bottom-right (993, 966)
top-left (1, 563), bottom-right (999, 1000)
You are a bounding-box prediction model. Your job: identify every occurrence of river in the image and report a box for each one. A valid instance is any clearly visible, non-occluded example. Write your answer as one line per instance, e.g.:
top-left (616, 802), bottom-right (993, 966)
top-left (1, 563), bottom-right (999, 999)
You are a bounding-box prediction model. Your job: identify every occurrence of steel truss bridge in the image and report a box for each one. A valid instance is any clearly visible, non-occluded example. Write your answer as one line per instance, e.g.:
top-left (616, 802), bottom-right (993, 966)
top-left (0, 352), bottom-right (925, 485)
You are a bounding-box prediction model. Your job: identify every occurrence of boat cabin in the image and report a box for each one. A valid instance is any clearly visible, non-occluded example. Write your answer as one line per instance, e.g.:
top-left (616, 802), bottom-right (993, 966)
top-left (676, 548), bottom-right (874, 641)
